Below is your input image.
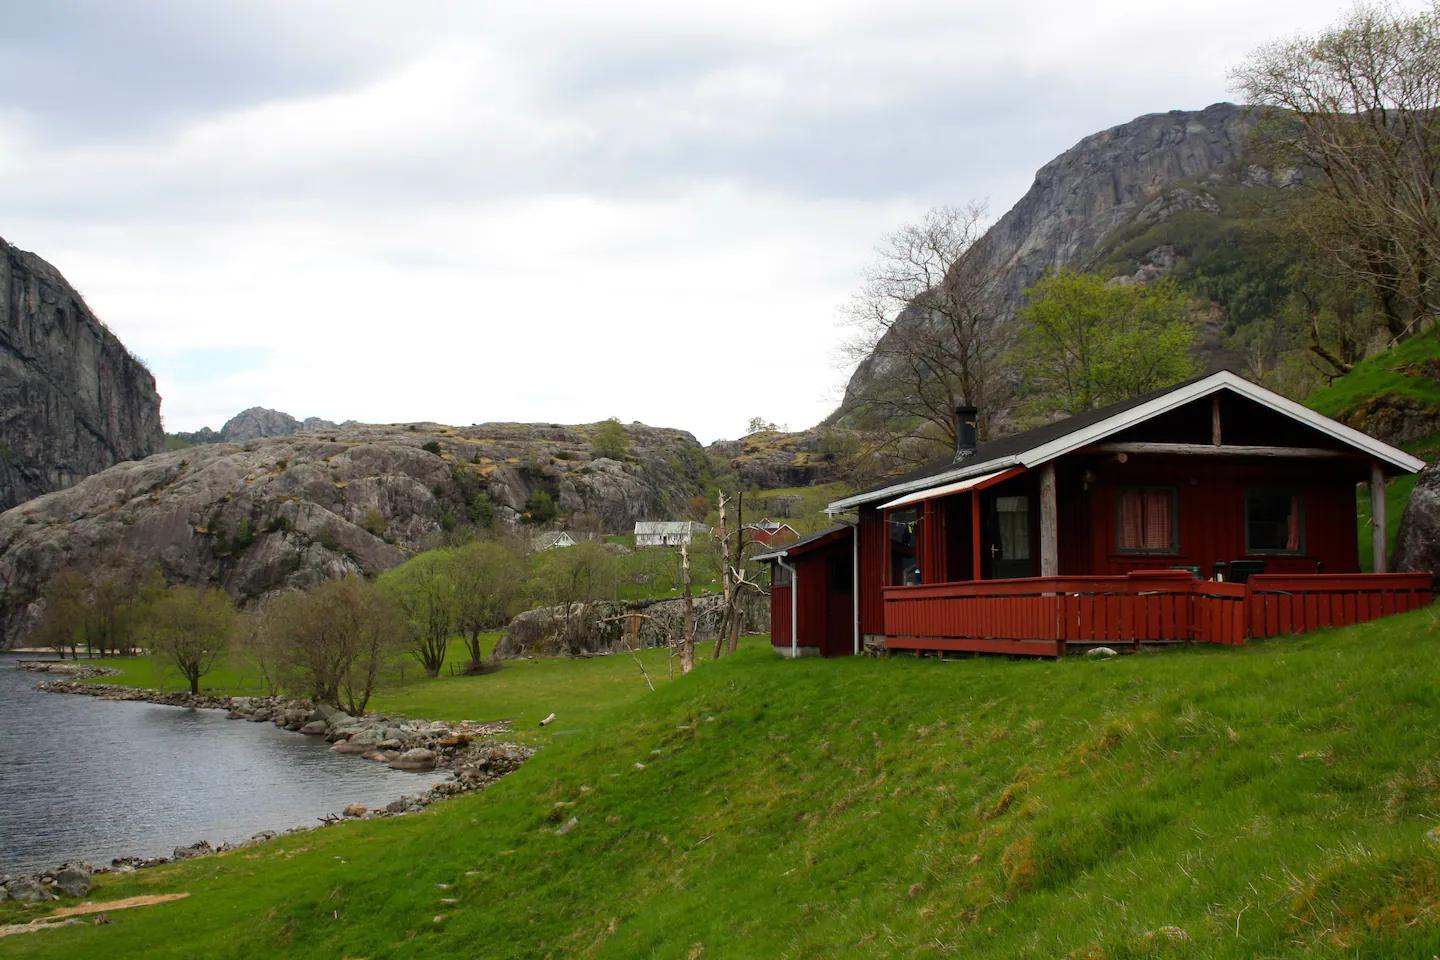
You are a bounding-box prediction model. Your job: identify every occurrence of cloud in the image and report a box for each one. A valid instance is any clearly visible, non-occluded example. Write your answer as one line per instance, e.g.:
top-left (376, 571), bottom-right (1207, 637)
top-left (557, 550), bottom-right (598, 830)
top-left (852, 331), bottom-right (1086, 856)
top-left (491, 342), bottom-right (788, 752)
top-left (0, 0), bottom-right (1373, 441)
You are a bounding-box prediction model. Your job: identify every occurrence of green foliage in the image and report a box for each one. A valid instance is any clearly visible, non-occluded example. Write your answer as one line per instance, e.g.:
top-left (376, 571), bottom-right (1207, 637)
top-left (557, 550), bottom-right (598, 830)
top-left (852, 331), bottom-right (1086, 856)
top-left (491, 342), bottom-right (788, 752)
top-left (228, 517), bottom-right (255, 553)
top-left (468, 491), bottom-right (494, 528)
top-left (362, 508), bottom-right (388, 537)
top-left (421, 439), bottom-right (443, 456)
top-left (446, 539), bottom-right (531, 665)
top-left (142, 585), bottom-right (241, 695)
top-left (1012, 269), bottom-right (1200, 418)
top-left (32, 610), bottom-right (1440, 958)
top-left (381, 552), bottom-right (459, 678)
top-left (1307, 328), bottom-right (1440, 421)
top-left (524, 489), bottom-right (557, 526)
top-left (590, 417), bottom-right (630, 460)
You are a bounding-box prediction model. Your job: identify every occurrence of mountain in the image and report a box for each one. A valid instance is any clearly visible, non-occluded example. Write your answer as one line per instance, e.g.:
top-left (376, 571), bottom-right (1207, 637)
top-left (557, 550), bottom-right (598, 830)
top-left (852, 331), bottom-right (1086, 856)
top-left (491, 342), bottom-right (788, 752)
top-left (0, 420), bottom-right (713, 646)
top-left (0, 237), bottom-right (164, 509)
top-left (167, 408), bottom-right (341, 448)
top-left (841, 102), bottom-right (1285, 423)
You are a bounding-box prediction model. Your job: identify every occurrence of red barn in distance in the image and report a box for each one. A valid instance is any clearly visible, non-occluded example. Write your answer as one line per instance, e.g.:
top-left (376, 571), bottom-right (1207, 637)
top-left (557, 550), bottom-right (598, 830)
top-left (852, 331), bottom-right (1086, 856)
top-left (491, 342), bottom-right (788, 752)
top-left (756, 370), bottom-right (1433, 659)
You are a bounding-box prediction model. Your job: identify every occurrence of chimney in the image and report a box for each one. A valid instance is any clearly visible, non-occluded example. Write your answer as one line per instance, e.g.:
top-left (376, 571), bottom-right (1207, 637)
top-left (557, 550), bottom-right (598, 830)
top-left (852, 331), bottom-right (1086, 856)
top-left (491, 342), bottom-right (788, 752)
top-left (953, 404), bottom-right (978, 461)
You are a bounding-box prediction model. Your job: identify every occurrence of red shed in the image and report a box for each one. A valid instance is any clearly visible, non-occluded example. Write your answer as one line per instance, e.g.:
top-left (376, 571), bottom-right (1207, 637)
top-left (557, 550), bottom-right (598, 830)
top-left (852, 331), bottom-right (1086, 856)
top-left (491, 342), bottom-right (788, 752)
top-left (756, 525), bottom-right (855, 657)
top-left (781, 370), bottom-right (1433, 657)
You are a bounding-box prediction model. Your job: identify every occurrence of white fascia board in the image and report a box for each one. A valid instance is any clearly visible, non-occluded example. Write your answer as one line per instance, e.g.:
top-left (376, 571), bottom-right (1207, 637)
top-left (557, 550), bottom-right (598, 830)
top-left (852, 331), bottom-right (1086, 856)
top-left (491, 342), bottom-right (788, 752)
top-left (826, 371), bottom-right (1426, 514)
top-left (826, 456), bottom-right (1023, 512)
top-left (1016, 371), bottom-right (1426, 474)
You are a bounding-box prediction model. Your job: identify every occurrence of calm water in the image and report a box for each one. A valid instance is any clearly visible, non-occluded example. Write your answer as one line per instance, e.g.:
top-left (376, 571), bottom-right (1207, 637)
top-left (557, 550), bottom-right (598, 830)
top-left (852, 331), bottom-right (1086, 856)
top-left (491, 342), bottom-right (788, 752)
top-left (0, 655), bottom-right (446, 875)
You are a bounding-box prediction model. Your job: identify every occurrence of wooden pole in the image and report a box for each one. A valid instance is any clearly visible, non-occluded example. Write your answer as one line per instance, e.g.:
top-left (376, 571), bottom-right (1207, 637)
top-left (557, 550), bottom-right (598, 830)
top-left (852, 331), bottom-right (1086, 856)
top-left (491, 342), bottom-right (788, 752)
top-left (971, 491), bottom-right (983, 581)
top-left (1371, 462), bottom-right (1388, 574)
top-left (1211, 394), bottom-right (1222, 446)
top-left (1039, 462), bottom-right (1058, 577)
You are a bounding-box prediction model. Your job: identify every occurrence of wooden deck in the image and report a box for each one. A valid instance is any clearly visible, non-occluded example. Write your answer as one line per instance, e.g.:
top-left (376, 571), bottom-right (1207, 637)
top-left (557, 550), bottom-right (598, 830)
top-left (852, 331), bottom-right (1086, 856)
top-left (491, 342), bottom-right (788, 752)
top-left (881, 571), bottom-right (1433, 656)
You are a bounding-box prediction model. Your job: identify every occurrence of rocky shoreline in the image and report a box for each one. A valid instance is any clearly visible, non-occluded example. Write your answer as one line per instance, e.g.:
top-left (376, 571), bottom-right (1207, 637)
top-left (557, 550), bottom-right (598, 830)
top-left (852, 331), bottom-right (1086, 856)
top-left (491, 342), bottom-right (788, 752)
top-left (4, 660), bottom-right (533, 904)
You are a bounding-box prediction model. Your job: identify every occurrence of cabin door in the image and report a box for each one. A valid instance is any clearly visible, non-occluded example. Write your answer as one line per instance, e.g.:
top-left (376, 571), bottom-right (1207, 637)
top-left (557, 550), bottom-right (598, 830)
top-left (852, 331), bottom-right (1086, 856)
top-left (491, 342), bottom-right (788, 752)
top-left (989, 494), bottom-right (1034, 580)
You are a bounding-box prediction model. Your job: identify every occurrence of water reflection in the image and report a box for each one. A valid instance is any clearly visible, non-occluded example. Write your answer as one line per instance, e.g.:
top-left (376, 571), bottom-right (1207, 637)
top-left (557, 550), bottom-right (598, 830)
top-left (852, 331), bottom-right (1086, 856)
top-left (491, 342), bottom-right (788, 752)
top-left (0, 655), bottom-right (445, 875)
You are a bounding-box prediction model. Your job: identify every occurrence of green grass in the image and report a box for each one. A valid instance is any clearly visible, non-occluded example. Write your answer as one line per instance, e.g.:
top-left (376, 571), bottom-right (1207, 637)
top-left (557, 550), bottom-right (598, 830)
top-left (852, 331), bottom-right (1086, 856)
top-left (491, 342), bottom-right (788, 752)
top-left (12, 609), bottom-right (1440, 957)
top-left (740, 480), bottom-right (853, 535)
top-left (1308, 328), bottom-right (1440, 422)
top-left (82, 633), bottom-right (690, 747)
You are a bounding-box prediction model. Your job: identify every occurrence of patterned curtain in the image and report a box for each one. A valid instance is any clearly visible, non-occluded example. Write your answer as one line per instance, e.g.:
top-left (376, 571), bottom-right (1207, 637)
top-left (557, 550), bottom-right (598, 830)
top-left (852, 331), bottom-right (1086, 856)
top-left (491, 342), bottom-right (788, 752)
top-left (1142, 489), bottom-right (1172, 550)
top-left (1119, 491), bottom-right (1144, 549)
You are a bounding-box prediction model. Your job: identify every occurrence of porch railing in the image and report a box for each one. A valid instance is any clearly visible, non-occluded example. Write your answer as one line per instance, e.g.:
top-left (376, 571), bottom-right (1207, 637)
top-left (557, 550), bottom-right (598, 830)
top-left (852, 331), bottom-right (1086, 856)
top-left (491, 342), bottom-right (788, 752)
top-left (882, 571), bottom-right (1432, 655)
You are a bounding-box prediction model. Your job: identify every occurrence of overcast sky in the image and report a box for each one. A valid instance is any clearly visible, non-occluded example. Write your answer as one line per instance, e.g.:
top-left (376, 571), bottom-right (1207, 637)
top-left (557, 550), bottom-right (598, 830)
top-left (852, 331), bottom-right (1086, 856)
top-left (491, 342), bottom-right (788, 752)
top-left (1, 0), bottom-right (1364, 441)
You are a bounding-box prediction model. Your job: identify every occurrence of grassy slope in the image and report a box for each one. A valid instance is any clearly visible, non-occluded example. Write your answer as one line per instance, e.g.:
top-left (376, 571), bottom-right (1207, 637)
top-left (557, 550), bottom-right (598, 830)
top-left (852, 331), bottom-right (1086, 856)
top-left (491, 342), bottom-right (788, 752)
top-left (1307, 329), bottom-right (1440, 423)
top-left (11, 612), bottom-right (1440, 958)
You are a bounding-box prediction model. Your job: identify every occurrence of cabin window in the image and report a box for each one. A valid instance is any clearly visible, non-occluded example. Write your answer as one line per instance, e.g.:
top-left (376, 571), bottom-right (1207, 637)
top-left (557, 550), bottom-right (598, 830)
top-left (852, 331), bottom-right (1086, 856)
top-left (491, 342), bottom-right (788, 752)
top-left (1115, 486), bottom-right (1178, 553)
top-left (1246, 488), bottom-right (1304, 553)
top-left (770, 562), bottom-right (792, 588)
top-left (888, 507), bottom-right (920, 585)
top-left (994, 496), bottom-right (1031, 561)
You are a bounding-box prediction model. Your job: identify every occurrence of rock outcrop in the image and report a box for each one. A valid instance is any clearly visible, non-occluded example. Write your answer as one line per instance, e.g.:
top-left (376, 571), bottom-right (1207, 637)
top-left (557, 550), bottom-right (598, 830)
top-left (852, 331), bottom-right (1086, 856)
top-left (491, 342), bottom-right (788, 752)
top-left (1395, 462), bottom-right (1440, 576)
top-left (842, 103), bottom-right (1265, 419)
top-left (0, 237), bottom-right (164, 510)
top-left (0, 420), bottom-right (711, 646)
top-left (494, 592), bottom-right (769, 659)
top-left (707, 426), bottom-right (855, 489)
top-left (169, 408), bottom-right (341, 447)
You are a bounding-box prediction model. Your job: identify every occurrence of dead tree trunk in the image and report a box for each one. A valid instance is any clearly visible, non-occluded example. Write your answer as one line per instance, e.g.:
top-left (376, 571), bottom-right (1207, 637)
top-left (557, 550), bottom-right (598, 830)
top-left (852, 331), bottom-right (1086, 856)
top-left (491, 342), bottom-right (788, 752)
top-left (712, 492), bottom-right (732, 660)
top-left (679, 542), bottom-right (695, 674)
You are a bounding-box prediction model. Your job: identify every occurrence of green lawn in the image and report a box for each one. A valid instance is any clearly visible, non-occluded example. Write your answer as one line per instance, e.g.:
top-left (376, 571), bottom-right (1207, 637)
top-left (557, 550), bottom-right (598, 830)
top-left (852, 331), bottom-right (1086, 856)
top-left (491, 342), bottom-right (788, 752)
top-left (82, 633), bottom-right (710, 746)
top-left (11, 607), bottom-right (1440, 957)
top-left (1308, 328), bottom-right (1440, 422)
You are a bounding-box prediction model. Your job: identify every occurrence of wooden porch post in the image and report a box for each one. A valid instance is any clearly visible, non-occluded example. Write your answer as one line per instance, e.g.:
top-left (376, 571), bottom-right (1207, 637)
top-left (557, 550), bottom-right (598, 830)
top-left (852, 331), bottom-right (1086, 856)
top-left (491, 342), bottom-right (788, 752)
top-left (1371, 461), bottom-right (1388, 573)
top-left (971, 491), bottom-right (983, 581)
top-left (1039, 462), bottom-right (1058, 577)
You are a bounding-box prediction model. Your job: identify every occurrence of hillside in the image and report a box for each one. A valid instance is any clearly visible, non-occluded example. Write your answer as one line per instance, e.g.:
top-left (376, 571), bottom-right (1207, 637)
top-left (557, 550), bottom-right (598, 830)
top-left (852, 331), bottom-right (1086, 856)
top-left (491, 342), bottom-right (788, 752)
top-left (7, 611), bottom-right (1440, 957)
top-left (0, 420), bottom-right (715, 647)
top-left (0, 236), bottom-right (164, 510)
top-left (841, 103), bottom-right (1275, 423)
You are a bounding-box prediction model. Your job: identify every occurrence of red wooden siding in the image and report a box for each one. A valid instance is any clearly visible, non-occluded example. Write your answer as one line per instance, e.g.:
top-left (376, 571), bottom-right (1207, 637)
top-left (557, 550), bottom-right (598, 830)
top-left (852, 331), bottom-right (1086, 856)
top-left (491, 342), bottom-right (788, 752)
top-left (770, 584), bottom-right (792, 648)
top-left (882, 571), bottom-right (1430, 655)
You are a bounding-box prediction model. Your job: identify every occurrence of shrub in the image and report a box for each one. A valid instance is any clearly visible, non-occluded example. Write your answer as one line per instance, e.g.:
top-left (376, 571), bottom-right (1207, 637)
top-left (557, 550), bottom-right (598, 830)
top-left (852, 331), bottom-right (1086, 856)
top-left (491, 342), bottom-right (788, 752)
top-left (363, 508), bottom-right (388, 537)
top-left (591, 418), bottom-right (630, 460)
top-left (469, 491), bottom-right (494, 528)
top-left (525, 489), bottom-right (557, 525)
top-left (421, 440), bottom-right (443, 455)
top-left (230, 518), bottom-right (255, 553)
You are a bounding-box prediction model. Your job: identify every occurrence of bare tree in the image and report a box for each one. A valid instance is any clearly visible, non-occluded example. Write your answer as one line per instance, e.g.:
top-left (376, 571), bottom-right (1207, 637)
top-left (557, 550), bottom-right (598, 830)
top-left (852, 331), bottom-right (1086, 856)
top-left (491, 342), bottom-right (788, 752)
top-left (678, 542), bottom-right (695, 675)
top-left (1233, 3), bottom-right (1440, 352)
top-left (842, 204), bottom-right (1011, 464)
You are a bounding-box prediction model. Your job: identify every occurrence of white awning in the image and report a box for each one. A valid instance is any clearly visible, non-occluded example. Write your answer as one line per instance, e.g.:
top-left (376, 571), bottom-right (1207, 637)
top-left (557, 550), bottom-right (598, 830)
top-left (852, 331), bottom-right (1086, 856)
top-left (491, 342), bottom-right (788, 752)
top-left (877, 468), bottom-right (1016, 510)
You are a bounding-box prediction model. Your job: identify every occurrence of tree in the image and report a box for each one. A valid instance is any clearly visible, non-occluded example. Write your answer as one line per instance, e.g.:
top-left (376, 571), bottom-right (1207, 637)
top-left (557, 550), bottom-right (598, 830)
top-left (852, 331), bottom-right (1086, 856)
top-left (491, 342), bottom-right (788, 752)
top-left (1011, 271), bottom-right (1199, 418)
top-left (145, 586), bottom-right (240, 695)
top-left (532, 541), bottom-right (619, 656)
top-left (33, 571), bottom-right (88, 660)
top-left (843, 203), bottom-right (1011, 462)
top-left (524, 489), bottom-right (557, 526)
top-left (745, 417), bottom-right (779, 434)
top-left (1233, 4), bottom-right (1440, 352)
top-left (257, 577), bottom-right (406, 713)
top-left (383, 553), bottom-right (458, 678)
top-left (591, 418), bottom-right (630, 460)
top-left (447, 539), bottom-right (531, 668)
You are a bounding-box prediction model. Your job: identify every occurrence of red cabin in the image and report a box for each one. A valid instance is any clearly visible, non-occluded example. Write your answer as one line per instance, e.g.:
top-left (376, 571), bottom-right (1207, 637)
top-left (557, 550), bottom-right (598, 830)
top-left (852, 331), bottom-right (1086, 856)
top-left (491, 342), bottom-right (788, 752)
top-left (761, 371), bottom-right (1432, 657)
top-left (744, 519), bottom-right (800, 548)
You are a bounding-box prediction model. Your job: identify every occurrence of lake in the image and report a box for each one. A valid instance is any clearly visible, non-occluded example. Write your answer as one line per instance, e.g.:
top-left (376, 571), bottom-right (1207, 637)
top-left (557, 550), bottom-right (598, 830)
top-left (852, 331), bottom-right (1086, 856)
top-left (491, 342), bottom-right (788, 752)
top-left (0, 654), bottom-right (446, 876)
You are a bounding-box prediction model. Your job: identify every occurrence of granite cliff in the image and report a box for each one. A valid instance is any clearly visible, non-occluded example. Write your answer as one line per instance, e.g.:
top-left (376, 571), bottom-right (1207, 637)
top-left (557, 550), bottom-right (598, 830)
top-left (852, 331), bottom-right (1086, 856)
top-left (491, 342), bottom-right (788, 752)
top-left (0, 237), bottom-right (164, 509)
top-left (842, 102), bottom-right (1272, 417)
top-left (0, 420), bottom-right (711, 646)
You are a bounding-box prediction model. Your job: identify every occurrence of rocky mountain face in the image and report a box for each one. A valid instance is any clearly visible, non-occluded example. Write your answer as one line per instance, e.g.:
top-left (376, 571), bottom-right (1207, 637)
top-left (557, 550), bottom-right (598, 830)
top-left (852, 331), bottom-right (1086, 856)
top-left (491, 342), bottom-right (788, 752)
top-left (0, 237), bottom-right (164, 510)
top-left (842, 102), bottom-right (1268, 416)
top-left (169, 408), bottom-right (340, 446)
top-left (707, 425), bottom-right (854, 489)
top-left (0, 420), bottom-right (710, 646)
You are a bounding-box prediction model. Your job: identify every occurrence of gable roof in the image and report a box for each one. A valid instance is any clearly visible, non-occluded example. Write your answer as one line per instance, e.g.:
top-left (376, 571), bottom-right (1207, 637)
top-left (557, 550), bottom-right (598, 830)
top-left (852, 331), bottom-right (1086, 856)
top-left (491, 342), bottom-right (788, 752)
top-left (751, 523), bottom-right (852, 562)
top-left (828, 370), bottom-right (1427, 512)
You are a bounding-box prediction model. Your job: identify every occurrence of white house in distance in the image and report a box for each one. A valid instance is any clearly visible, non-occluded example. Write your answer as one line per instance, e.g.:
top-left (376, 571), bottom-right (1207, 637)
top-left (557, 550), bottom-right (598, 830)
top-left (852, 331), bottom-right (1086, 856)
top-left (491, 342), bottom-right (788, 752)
top-left (533, 530), bottom-right (578, 551)
top-left (634, 521), bottom-right (709, 547)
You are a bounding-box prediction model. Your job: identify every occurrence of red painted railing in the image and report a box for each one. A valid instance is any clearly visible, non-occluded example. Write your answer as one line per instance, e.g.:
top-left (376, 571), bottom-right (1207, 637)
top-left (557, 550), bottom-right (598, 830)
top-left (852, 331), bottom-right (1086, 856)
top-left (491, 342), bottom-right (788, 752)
top-left (882, 571), bottom-right (1431, 655)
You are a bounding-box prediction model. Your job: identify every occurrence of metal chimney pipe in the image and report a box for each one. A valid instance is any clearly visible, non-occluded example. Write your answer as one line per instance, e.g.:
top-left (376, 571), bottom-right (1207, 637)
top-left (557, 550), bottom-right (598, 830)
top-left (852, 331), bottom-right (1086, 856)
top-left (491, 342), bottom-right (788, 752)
top-left (953, 404), bottom-right (978, 460)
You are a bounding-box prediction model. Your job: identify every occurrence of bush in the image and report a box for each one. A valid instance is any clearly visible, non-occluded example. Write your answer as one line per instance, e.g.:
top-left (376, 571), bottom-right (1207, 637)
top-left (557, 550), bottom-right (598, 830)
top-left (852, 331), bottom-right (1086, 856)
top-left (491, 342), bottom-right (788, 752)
top-left (421, 440), bottom-right (443, 456)
top-left (363, 508), bottom-right (388, 537)
top-left (230, 518), bottom-right (255, 553)
top-left (591, 418), bottom-right (630, 460)
top-left (469, 491), bottom-right (494, 528)
top-left (525, 489), bottom-right (557, 525)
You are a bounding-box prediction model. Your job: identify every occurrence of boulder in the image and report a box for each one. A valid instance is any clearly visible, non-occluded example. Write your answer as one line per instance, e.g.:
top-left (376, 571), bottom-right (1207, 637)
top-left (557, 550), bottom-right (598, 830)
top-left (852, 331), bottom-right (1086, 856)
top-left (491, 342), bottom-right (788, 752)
top-left (4, 876), bottom-right (55, 902)
top-left (299, 720), bottom-right (329, 735)
top-left (173, 841), bottom-right (213, 860)
top-left (342, 803), bottom-right (368, 818)
top-left (51, 862), bottom-right (92, 898)
top-left (1396, 462), bottom-right (1440, 576)
top-left (390, 748), bottom-right (438, 771)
